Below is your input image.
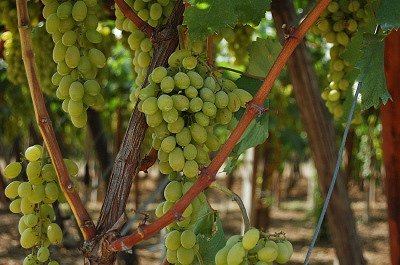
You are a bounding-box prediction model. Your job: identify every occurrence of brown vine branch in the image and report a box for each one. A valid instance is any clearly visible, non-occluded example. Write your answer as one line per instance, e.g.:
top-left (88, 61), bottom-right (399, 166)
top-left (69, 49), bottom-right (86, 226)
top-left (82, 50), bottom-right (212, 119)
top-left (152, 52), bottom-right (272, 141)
top-left (16, 0), bottom-right (96, 240)
top-left (109, 0), bottom-right (332, 251)
top-left (139, 148), bottom-right (158, 172)
top-left (114, 0), bottom-right (154, 38)
top-left (215, 66), bottom-right (265, 80)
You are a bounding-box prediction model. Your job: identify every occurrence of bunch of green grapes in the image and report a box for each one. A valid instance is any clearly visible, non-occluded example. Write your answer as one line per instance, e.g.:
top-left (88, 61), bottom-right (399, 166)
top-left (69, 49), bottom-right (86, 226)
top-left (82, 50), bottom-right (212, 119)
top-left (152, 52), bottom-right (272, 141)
top-left (137, 48), bottom-right (252, 176)
top-left (114, 0), bottom-right (176, 97)
top-left (215, 229), bottom-right (293, 265)
top-left (42, 0), bottom-right (106, 128)
top-left (3, 145), bottom-right (80, 265)
top-left (32, 23), bottom-right (58, 95)
top-left (218, 24), bottom-right (255, 66)
top-left (312, 0), bottom-right (368, 120)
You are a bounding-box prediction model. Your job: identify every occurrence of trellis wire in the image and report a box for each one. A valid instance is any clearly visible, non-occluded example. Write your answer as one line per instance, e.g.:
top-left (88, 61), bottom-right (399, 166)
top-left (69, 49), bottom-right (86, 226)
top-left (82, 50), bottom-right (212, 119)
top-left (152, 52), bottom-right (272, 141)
top-left (303, 82), bottom-right (362, 265)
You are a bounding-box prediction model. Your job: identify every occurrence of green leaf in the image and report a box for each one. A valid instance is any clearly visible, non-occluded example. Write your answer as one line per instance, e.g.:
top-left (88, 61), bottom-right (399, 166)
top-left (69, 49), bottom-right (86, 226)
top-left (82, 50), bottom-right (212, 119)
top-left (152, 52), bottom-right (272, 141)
top-left (377, 0), bottom-right (400, 31)
top-left (356, 33), bottom-right (391, 109)
top-left (192, 205), bottom-right (225, 265)
top-left (184, 0), bottom-right (270, 41)
top-left (247, 37), bottom-right (281, 77)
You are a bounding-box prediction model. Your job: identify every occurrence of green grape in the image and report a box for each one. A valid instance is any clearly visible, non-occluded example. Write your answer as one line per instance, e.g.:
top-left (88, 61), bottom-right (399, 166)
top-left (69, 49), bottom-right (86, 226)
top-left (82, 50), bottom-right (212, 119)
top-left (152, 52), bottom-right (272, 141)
top-left (168, 147), bottom-right (185, 171)
top-left (86, 29), bottom-right (102, 44)
top-left (21, 197), bottom-right (34, 214)
top-left (84, 80), bottom-right (100, 95)
top-left (183, 160), bottom-right (199, 178)
top-left (62, 30), bottom-right (77, 46)
top-left (165, 230), bottom-right (181, 250)
top-left (24, 213), bottom-right (39, 228)
top-left (216, 108), bottom-right (233, 125)
top-left (161, 76), bottom-right (175, 93)
top-left (46, 14), bottom-right (61, 34)
top-left (189, 97), bottom-right (203, 112)
top-left (195, 145), bottom-right (210, 165)
top-left (159, 161), bottom-right (173, 174)
top-left (18, 182), bottom-right (33, 198)
top-left (142, 97), bottom-right (159, 115)
top-left (215, 246), bottom-right (230, 265)
top-left (40, 204), bottom-right (55, 220)
top-left (158, 149), bottom-right (169, 162)
top-left (180, 230), bottom-right (196, 249)
top-left (57, 1), bottom-right (73, 20)
top-left (336, 31), bottom-right (349, 45)
top-left (139, 83), bottom-right (159, 100)
top-left (37, 246), bottom-right (50, 262)
top-left (45, 182), bottom-right (60, 201)
top-left (283, 240), bottom-right (293, 255)
top-left (177, 246), bottom-right (195, 265)
top-left (5, 181), bottom-right (20, 199)
top-left (187, 71), bottom-right (203, 88)
top-left (166, 249), bottom-right (178, 263)
top-left (185, 86), bottom-right (198, 98)
top-left (65, 45), bottom-right (80, 68)
top-left (227, 92), bottom-right (241, 112)
top-left (205, 133), bottom-right (221, 151)
top-left (190, 123), bottom-right (207, 144)
top-left (242, 228), bottom-right (259, 250)
top-left (58, 74), bottom-right (74, 97)
top-left (167, 117), bottom-right (185, 134)
top-left (78, 55), bottom-right (91, 74)
top-left (69, 81), bottom-right (84, 100)
top-left (64, 158), bottom-right (79, 176)
top-left (18, 217), bottom-right (28, 235)
top-left (127, 31), bottom-right (145, 50)
top-left (232, 89), bottom-right (253, 107)
top-left (227, 242), bottom-right (246, 265)
top-left (162, 108), bottom-right (179, 123)
top-left (176, 127), bottom-right (192, 147)
top-left (161, 136), bottom-right (177, 153)
top-left (138, 51), bottom-right (151, 68)
top-left (48, 260), bottom-right (60, 265)
top-left (25, 145), bottom-right (42, 162)
top-left (152, 137), bottom-right (162, 150)
top-left (328, 90), bottom-right (340, 101)
top-left (29, 184), bottom-right (46, 204)
top-left (182, 56), bottom-right (197, 70)
top-left (68, 99), bottom-right (84, 116)
top-left (26, 161), bottom-right (42, 181)
top-left (154, 122), bottom-right (171, 139)
top-left (4, 162), bottom-right (22, 179)
top-left (194, 112), bottom-right (210, 127)
top-left (204, 76), bottom-right (216, 91)
top-left (23, 254), bottom-right (39, 265)
top-left (172, 95), bottom-right (190, 112)
top-left (140, 38), bottom-right (153, 52)
top-left (155, 202), bottom-right (164, 217)
top-left (157, 94), bottom-right (174, 112)
top-left (182, 203), bottom-right (193, 218)
top-left (47, 223), bottom-right (63, 244)
top-left (20, 227), bottom-right (39, 249)
top-left (275, 242), bottom-right (292, 264)
top-left (202, 101), bottom-right (217, 117)
top-left (183, 144), bottom-right (197, 160)
top-left (200, 87), bottom-right (216, 103)
top-left (146, 110), bottom-right (164, 127)
top-left (174, 72), bottom-right (191, 89)
top-left (88, 48), bottom-right (106, 68)
top-left (258, 243), bottom-right (278, 262)
top-left (10, 198), bottom-right (22, 213)
top-left (52, 72), bottom-right (62, 86)
top-left (72, 1), bottom-right (88, 22)
top-left (71, 111), bottom-right (87, 128)
top-left (222, 79), bottom-right (238, 91)
top-left (149, 3), bottom-right (163, 20)
top-left (151, 66), bottom-right (168, 83)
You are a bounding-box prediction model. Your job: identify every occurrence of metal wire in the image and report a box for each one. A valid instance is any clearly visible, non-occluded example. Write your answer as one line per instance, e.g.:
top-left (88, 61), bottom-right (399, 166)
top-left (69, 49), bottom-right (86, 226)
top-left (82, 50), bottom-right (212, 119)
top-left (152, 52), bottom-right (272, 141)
top-left (303, 82), bottom-right (362, 265)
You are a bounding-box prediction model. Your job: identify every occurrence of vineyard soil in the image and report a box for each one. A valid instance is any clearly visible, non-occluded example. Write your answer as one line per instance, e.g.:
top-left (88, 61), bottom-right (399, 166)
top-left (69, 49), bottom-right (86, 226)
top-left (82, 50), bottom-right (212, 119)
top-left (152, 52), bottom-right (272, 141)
top-left (0, 174), bottom-right (389, 265)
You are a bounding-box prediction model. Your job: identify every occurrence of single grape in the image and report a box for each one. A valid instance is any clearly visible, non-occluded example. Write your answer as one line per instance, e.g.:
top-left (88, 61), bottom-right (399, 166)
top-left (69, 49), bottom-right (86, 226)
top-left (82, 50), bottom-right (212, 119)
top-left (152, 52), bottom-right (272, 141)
top-left (227, 242), bottom-right (246, 265)
top-left (180, 230), bottom-right (196, 249)
top-left (161, 76), bottom-right (175, 93)
top-left (275, 242), bottom-right (292, 264)
top-left (177, 246), bottom-right (195, 265)
top-left (166, 249), bottom-right (178, 264)
top-left (187, 71), bottom-right (203, 88)
top-left (158, 94), bottom-right (174, 112)
top-left (9, 198), bottom-right (22, 213)
top-left (25, 146), bottom-right (42, 162)
top-left (174, 72), bottom-right (191, 89)
top-left (215, 246), bottom-right (230, 265)
top-left (88, 48), bottom-right (106, 68)
top-left (161, 136), bottom-right (177, 153)
top-left (165, 230), bottom-right (182, 250)
top-left (183, 160), bottom-right (199, 178)
top-left (18, 182), bottom-right (33, 198)
top-left (242, 228), bottom-right (260, 250)
top-left (226, 235), bottom-right (242, 248)
top-left (171, 95), bottom-right (190, 112)
top-left (45, 182), bottom-right (60, 201)
top-left (168, 147), bottom-right (185, 171)
top-left (167, 117), bottom-right (185, 134)
top-left (176, 127), bottom-right (192, 147)
top-left (20, 227), bottom-right (39, 249)
top-left (190, 123), bottom-right (207, 144)
top-left (26, 161), bottom-right (42, 181)
top-left (182, 56), bottom-right (197, 70)
top-left (37, 246), bottom-right (50, 262)
top-left (151, 66), bottom-right (168, 83)
top-left (5, 181), bottom-right (21, 199)
top-left (47, 223), bottom-right (63, 244)
top-left (24, 213), bottom-right (39, 228)
top-left (183, 144), bottom-right (197, 160)
top-left (162, 108), bottom-right (179, 124)
top-left (4, 162), bottom-right (22, 179)
top-left (86, 29), bottom-right (102, 44)
top-left (72, 1), bottom-right (88, 21)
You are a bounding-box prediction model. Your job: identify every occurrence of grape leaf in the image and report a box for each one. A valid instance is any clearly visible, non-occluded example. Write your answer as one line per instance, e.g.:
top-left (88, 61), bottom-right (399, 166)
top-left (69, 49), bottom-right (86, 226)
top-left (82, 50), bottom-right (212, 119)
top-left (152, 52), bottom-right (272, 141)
top-left (356, 33), bottom-right (391, 110)
top-left (247, 37), bottom-right (282, 77)
top-left (184, 0), bottom-right (270, 41)
top-left (377, 0), bottom-right (400, 31)
top-left (192, 204), bottom-right (225, 265)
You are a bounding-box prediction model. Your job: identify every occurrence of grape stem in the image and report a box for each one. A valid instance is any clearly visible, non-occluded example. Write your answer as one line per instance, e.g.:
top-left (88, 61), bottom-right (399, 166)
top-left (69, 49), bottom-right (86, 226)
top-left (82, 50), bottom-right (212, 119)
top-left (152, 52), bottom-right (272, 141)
top-left (214, 66), bottom-right (265, 81)
top-left (114, 0), bottom-right (154, 38)
top-left (210, 182), bottom-right (251, 232)
top-left (15, 0), bottom-right (96, 240)
top-left (109, 0), bottom-right (332, 252)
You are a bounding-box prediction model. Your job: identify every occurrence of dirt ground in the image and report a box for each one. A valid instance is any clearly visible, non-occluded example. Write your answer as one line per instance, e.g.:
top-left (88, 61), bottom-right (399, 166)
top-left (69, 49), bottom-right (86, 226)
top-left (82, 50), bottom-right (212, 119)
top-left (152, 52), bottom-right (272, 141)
top-left (0, 174), bottom-right (390, 265)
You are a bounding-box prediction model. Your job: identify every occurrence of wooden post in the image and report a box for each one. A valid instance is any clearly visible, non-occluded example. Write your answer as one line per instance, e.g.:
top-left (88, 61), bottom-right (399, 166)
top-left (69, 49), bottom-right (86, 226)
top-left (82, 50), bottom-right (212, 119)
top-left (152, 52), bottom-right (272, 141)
top-left (381, 29), bottom-right (400, 265)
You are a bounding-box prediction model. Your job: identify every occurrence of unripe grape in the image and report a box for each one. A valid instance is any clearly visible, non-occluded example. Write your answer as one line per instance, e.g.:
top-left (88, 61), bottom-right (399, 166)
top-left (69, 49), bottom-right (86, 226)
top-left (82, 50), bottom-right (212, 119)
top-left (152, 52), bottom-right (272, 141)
top-left (46, 14), bottom-right (61, 34)
top-left (215, 91), bottom-right (229, 108)
top-left (84, 80), bottom-right (100, 95)
top-left (5, 181), bottom-right (20, 199)
top-left (158, 94), bottom-right (174, 112)
top-left (72, 1), bottom-right (87, 22)
top-left (138, 51), bottom-right (151, 68)
top-left (64, 158), bottom-right (79, 176)
top-left (195, 145), bottom-right (210, 165)
top-left (25, 145), bottom-right (42, 162)
top-left (24, 214), bottom-right (39, 228)
top-left (68, 99), bottom-right (84, 116)
top-left (187, 71), bottom-right (203, 88)
top-left (20, 197), bottom-right (34, 214)
top-left (139, 83), bottom-right (159, 101)
top-left (190, 123), bottom-right (207, 144)
top-left (200, 87), bottom-right (216, 103)
top-left (161, 76), bottom-right (175, 93)
top-left (47, 223), bottom-right (63, 244)
top-left (204, 76), bottom-right (216, 91)
top-left (328, 90), bottom-right (340, 101)
top-left (45, 182), bottom-right (60, 201)
top-left (62, 30), bottom-right (77, 46)
top-left (162, 108), bottom-right (179, 123)
top-left (226, 235), bottom-right (242, 248)
top-left (20, 227), bottom-right (39, 249)
top-left (183, 160), bottom-right (199, 178)
top-left (232, 89), bottom-right (253, 107)
top-left (151, 66), bottom-right (168, 83)
top-left (177, 246), bottom-right (195, 265)
top-left (174, 72), bottom-right (191, 89)
top-left (167, 117), bottom-right (185, 134)
top-left (4, 162), bottom-right (22, 179)
top-left (165, 230), bottom-right (182, 250)
top-left (176, 127), bottom-right (192, 147)
top-left (189, 97), bottom-right (203, 112)
top-left (29, 184), bottom-right (46, 204)
top-left (169, 147), bottom-right (185, 171)
top-left (159, 161), bottom-right (173, 174)
top-left (336, 31), bottom-right (349, 46)
top-left (227, 242), bottom-right (246, 265)
top-left (172, 95), bottom-right (190, 112)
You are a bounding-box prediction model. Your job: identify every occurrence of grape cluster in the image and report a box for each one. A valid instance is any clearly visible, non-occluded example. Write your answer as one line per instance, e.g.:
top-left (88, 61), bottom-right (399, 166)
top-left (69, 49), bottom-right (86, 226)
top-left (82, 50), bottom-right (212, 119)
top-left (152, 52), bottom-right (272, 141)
top-left (216, 24), bottom-right (255, 66)
top-left (215, 229), bottom-right (293, 265)
top-left (4, 145), bottom-right (79, 264)
top-left (312, 0), bottom-right (368, 121)
top-left (137, 48), bottom-right (252, 176)
top-left (114, 0), bottom-right (176, 97)
top-left (42, 0), bottom-right (106, 128)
